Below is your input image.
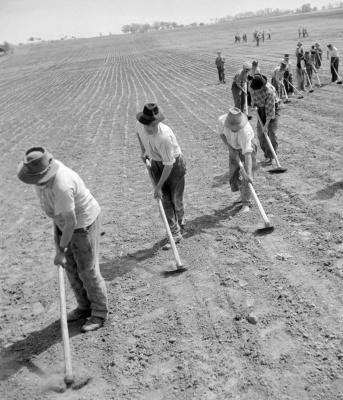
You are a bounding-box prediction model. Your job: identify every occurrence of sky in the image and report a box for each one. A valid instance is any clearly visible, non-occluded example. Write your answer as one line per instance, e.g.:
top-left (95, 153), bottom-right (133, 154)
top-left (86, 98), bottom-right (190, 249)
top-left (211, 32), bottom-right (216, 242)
top-left (0, 0), bottom-right (331, 44)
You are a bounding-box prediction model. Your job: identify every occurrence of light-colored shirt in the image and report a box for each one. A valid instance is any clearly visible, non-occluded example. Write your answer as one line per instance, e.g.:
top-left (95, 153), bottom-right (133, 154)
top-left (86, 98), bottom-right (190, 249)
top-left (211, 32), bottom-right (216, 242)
top-left (217, 114), bottom-right (255, 154)
top-left (272, 67), bottom-right (285, 83)
top-left (328, 47), bottom-right (339, 58)
top-left (36, 160), bottom-right (101, 230)
top-left (136, 122), bottom-right (181, 165)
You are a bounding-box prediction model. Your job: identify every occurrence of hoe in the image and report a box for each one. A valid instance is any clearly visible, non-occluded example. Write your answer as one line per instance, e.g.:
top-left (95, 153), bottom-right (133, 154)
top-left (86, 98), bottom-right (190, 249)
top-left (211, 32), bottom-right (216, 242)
top-left (255, 112), bottom-right (287, 174)
top-left (238, 160), bottom-right (274, 235)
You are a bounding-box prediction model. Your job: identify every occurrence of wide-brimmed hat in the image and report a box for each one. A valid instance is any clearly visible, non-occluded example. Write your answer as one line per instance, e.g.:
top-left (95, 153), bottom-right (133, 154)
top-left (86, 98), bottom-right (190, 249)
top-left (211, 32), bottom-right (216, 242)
top-left (250, 73), bottom-right (267, 90)
top-left (243, 61), bottom-right (251, 70)
top-left (136, 103), bottom-right (165, 126)
top-left (17, 147), bottom-right (59, 184)
top-left (225, 107), bottom-right (248, 132)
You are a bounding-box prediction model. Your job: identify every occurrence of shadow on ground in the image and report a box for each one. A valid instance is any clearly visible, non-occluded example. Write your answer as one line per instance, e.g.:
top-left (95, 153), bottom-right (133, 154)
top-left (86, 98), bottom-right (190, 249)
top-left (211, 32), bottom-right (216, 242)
top-left (100, 203), bottom-right (242, 281)
top-left (0, 320), bottom-right (83, 381)
top-left (313, 180), bottom-right (343, 200)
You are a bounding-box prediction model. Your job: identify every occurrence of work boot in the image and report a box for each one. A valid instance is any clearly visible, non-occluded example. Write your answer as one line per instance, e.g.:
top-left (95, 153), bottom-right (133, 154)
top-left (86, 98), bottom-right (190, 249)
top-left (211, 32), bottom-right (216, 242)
top-left (162, 232), bottom-right (183, 250)
top-left (81, 316), bottom-right (105, 333)
top-left (67, 308), bottom-right (91, 322)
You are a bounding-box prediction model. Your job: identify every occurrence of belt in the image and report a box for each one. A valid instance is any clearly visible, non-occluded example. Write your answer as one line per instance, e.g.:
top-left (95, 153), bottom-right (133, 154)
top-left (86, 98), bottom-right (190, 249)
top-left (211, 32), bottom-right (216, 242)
top-left (74, 224), bottom-right (92, 233)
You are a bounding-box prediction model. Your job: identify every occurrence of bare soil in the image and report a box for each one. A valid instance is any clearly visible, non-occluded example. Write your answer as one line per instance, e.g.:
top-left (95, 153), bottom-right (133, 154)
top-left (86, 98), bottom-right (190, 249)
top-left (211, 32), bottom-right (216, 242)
top-left (1, 10), bottom-right (343, 400)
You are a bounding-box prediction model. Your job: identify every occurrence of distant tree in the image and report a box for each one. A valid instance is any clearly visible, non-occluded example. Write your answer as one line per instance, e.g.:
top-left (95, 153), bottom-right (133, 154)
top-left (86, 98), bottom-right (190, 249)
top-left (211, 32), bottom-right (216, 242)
top-left (122, 24), bottom-right (131, 33)
top-left (140, 23), bottom-right (150, 33)
top-left (301, 3), bottom-right (312, 13)
top-left (28, 36), bottom-right (35, 41)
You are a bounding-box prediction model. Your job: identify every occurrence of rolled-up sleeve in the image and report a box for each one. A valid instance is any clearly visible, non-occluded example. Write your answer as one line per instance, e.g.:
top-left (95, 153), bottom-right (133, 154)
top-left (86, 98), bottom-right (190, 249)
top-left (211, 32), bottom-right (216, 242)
top-left (238, 124), bottom-right (254, 154)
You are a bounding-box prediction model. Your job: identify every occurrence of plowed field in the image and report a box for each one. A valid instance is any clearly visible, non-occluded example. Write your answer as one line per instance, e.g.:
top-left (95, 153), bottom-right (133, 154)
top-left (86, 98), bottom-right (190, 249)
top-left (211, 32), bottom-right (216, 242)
top-left (1, 10), bottom-right (343, 400)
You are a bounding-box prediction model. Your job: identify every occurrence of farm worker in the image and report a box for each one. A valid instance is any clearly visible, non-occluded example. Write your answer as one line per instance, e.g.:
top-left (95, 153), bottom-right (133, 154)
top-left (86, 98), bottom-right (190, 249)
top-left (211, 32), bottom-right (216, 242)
top-left (215, 51), bottom-right (226, 83)
top-left (216, 107), bottom-right (257, 213)
top-left (327, 44), bottom-right (340, 82)
top-left (304, 51), bottom-right (315, 86)
top-left (249, 74), bottom-right (280, 164)
top-left (247, 60), bottom-right (260, 107)
top-left (313, 42), bottom-right (323, 69)
top-left (282, 54), bottom-right (294, 95)
top-left (295, 42), bottom-right (305, 91)
top-left (136, 103), bottom-right (186, 250)
top-left (231, 61), bottom-right (251, 112)
top-left (271, 61), bottom-right (287, 99)
top-left (17, 147), bottom-right (108, 333)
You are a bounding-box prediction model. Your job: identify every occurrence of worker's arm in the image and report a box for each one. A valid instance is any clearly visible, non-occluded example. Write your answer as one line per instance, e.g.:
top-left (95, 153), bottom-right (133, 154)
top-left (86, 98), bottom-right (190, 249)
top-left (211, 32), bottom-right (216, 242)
top-left (154, 164), bottom-right (173, 199)
top-left (54, 210), bottom-right (77, 267)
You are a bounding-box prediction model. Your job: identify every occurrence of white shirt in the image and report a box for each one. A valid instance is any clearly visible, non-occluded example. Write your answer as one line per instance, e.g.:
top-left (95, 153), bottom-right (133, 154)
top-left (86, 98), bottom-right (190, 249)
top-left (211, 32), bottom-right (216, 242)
top-left (136, 122), bottom-right (181, 165)
top-left (328, 47), bottom-right (339, 58)
top-left (217, 114), bottom-right (255, 154)
top-left (36, 161), bottom-right (101, 230)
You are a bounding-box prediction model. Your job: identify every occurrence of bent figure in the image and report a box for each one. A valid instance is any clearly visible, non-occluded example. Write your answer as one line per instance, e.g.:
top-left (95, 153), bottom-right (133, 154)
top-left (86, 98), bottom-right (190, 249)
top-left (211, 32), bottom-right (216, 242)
top-left (17, 147), bottom-right (108, 333)
top-left (136, 103), bottom-right (186, 250)
top-left (217, 107), bottom-right (257, 212)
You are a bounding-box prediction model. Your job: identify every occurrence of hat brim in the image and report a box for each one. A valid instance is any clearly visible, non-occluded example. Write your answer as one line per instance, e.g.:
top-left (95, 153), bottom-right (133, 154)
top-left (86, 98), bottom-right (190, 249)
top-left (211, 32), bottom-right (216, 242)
top-left (225, 113), bottom-right (248, 132)
top-left (17, 158), bottom-right (59, 184)
top-left (136, 111), bottom-right (165, 125)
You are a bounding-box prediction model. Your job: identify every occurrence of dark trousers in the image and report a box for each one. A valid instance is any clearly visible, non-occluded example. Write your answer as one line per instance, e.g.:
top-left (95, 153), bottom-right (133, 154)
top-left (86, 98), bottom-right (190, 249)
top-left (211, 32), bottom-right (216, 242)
top-left (217, 67), bottom-right (225, 83)
top-left (231, 82), bottom-right (245, 112)
top-left (150, 155), bottom-right (186, 236)
top-left (256, 106), bottom-right (279, 159)
top-left (283, 73), bottom-right (294, 93)
top-left (330, 57), bottom-right (339, 82)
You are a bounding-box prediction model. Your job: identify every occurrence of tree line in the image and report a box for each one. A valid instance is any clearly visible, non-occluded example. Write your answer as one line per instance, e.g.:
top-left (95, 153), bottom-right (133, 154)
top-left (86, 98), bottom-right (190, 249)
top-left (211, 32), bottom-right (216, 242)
top-left (121, 21), bottom-right (205, 34)
top-left (122, 2), bottom-right (343, 34)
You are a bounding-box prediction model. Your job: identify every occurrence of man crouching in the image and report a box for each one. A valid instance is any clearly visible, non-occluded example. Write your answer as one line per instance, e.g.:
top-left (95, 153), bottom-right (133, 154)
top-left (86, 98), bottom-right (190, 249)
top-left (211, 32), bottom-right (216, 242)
top-left (217, 107), bottom-right (257, 212)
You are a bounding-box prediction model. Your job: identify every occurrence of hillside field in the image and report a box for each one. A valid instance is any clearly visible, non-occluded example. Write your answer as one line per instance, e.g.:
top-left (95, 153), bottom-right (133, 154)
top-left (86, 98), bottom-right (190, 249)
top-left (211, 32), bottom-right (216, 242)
top-left (1, 9), bottom-right (343, 400)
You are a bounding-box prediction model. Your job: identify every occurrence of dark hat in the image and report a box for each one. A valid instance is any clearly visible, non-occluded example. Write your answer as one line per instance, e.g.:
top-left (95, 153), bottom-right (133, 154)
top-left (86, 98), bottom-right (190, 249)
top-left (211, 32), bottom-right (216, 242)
top-left (17, 147), bottom-right (59, 185)
top-left (284, 54), bottom-right (289, 58)
top-left (136, 103), bottom-right (165, 126)
top-left (327, 43), bottom-right (332, 48)
top-left (250, 74), bottom-right (267, 90)
top-left (252, 60), bottom-right (258, 66)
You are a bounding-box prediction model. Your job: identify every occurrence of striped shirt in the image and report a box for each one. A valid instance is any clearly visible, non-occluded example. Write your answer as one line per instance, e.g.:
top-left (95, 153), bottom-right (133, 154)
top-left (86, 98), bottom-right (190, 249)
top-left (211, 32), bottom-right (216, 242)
top-left (250, 82), bottom-right (277, 120)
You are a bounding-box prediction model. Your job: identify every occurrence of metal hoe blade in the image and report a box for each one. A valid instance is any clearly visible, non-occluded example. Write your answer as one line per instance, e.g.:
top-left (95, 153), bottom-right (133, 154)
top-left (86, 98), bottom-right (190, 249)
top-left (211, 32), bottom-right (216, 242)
top-left (268, 167), bottom-right (288, 174)
top-left (254, 225), bottom-right (275, 235)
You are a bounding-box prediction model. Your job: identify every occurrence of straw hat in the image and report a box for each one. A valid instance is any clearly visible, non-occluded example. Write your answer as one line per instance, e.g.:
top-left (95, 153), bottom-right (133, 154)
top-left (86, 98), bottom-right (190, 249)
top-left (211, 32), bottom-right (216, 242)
top-left (225, 107), bottom-right (248, 132)
top-left (17, 147), bottom-right (59, 185)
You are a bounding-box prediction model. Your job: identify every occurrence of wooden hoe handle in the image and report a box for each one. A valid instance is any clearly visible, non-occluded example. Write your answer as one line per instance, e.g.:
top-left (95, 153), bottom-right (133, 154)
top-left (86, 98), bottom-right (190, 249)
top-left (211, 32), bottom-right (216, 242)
top-left (255, 111), bottom-right (282, 168)
top-left (238, 161), bottom-right (271, 228)
top-left (144, 159), bottom-right (183, 268)
top-left (58, 265), bottom-right (73, 384)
